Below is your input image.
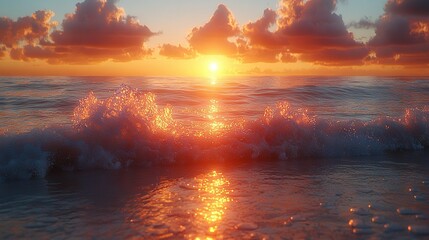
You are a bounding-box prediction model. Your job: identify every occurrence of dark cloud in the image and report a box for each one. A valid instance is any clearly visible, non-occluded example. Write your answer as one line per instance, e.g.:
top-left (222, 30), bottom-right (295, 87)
top-left (159, 44), bottom-right (195, 59)
top-left (385, 0), bottom-right (429, 16)
top-left (369, 0), bottom-right (429, 66)
top-left (187, 4), bottom-right (240, 56)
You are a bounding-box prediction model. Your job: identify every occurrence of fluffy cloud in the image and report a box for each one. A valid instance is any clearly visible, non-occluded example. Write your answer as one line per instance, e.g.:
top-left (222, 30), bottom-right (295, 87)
top-left (0, 10), bottom-right (55, 48)
top-left (49, 0), bottom-right (156, 62)
top-left (159, 44), bottom-right (195, 59)
top-left (276, 0), bottom-right (369, 65)
top-left (187, 4), bottom-right (240, 56)
top-left (368, 0), bottom-right (429, 66)
top-left (1, 0), bottom-right (157, 63)
top-left (238, 0), bottom-right (368, 65)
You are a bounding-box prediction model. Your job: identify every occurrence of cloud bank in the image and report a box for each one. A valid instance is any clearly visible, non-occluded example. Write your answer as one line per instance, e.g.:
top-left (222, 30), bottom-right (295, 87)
top-left (1, 0), bottom-right (428, 67)
top-left (1, 0), bottom-right (156, 63)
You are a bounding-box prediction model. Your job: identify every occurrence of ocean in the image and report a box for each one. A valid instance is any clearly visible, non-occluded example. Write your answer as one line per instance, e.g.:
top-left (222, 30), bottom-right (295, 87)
top-left (0, 76), bottom-right (428, 239)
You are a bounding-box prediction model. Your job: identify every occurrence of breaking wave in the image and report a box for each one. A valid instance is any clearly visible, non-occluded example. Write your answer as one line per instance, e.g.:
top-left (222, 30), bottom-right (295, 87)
top-left (1, 85), bottom-right (428, 180)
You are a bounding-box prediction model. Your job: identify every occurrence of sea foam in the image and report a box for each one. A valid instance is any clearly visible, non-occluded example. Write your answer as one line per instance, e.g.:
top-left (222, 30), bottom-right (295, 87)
top-left (1, 85), bottom-right (428, 180)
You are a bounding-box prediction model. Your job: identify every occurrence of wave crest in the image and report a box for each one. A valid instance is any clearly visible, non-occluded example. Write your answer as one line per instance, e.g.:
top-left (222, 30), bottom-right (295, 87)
top-left (1, 85), bottom-right (428, 180)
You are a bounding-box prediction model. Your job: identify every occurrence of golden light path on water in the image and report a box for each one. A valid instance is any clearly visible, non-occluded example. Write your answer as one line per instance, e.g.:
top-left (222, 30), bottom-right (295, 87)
top-left (125, 170), bottom-right (233, 239)
top-left (195, 170), bottom-right (231, 239)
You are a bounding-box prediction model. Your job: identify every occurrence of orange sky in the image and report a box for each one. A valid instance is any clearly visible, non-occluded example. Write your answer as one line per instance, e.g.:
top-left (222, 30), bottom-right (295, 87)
top-left (0, 0), bottom-right (428, 76)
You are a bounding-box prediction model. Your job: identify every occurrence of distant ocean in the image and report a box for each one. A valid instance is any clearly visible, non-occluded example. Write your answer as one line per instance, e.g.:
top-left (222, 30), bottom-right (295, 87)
top-left (1, 76), bottom-right (428, 239)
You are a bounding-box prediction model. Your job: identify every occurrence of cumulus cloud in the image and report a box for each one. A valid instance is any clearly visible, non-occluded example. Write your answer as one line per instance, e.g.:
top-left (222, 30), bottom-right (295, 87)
top-left (0, 10), bottom-right (55, 48)
top-left (159, 44), bottom-right (195, 59)
top-left (243, 9), bottom-right (278, 48)
top-left (179, 0), bottom-right (368, 65)
top-left (276, 0), bottom-right (369, 65)
top-left (187, 4), bottom-right (240, 56)
top-left (1, 0), bottom-right (157, 63)
top-left (238, 0), bottom-right (368, 65)
top-left (368, 0), bottom-right (429, 66)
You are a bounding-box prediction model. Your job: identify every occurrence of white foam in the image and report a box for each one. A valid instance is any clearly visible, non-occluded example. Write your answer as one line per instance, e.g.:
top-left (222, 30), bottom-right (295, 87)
top-left (1, 87), bottom-right (429, 180)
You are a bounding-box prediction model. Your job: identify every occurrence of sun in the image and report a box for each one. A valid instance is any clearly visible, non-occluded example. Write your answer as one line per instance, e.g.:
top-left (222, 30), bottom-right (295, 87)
top-left (209, 62), bottom-right (219, 73)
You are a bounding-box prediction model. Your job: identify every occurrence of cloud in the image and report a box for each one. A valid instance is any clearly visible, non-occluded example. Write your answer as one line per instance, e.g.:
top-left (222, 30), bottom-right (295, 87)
top-left (180, 0), bottom-right (368, 65)
top-left (1, 0), bottom-right (157, 63)
top-left (385, 0), bottom-right (429, 16)
top-left (347, 17), bottom-right (377, 29)
top-left (0, 10), bottom-right (55, 48)
top-left (0, 45), bottom-right (6, 58)
top-left (187, 4), bottom-right (240, 56)
top-left (242, 9), bottom-right (278, 48)
top-left (368, 0), bottom-right (429, 66)
top-left (239, 0), bottom-right (368, 65)
top-left (159, 44), bottom-right (195, 59)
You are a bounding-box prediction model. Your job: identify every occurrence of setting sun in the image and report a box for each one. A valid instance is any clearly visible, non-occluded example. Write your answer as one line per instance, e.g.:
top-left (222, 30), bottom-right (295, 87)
top-left (209, 62), bottom-right (219, 73)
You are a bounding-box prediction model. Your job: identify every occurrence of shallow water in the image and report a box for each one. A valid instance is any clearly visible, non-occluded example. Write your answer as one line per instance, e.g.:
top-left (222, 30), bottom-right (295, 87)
top-left (1, 153), bottom-right (428, 239)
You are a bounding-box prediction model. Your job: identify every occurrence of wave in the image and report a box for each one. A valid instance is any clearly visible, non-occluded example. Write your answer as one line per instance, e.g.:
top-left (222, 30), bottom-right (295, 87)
top-left (1, 85), bottom-right (428, 180)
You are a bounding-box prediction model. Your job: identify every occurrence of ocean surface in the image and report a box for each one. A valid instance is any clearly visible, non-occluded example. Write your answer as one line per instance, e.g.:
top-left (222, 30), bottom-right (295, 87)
top-left (0, 76), bottom-right (428, 239)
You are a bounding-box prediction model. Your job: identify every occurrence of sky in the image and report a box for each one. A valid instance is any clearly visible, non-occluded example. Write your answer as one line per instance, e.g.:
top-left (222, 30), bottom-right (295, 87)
top-left (0, 0), bottom-right (428, 76)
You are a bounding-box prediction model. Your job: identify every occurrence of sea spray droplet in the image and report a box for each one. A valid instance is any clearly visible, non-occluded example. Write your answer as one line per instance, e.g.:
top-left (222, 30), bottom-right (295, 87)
top-left (236, 223), bottom-right (258, 231)
top-left (416, 214), bottom-right (428, 220)
top-left (408, 225), bottom-right (429, 235)
top-left (290, 215), bottom-right (307, 222)
top-left (414, 195), bottom-right (425, 201)
top-left (397, 208), bottom-right (420, 215)
top-left (350, 207), bottom-right (371, 216)
top-left (384, 223), bottom-right (406, 233)
top-left (352, 228), bottom-right (372, 234)
top-left (348, 219), bottom-right (370, 228)
top-left (179, 182), bottom-right (197, 190)
top-left (371, 216), bottom-right (387, 224)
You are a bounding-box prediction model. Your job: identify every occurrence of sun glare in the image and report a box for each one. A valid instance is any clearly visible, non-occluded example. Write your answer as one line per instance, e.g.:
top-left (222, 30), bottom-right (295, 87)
top-left (209, 62), bottom-right (219, 73)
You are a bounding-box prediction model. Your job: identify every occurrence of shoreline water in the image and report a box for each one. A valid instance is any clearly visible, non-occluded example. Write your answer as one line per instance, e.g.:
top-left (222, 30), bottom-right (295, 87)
top-left (1, 153), bottom-right (428, 239)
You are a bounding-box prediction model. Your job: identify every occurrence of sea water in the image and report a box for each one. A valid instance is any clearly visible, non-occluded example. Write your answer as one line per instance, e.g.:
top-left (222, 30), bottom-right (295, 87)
top-left (0, 76), bottom-right (428, 239)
